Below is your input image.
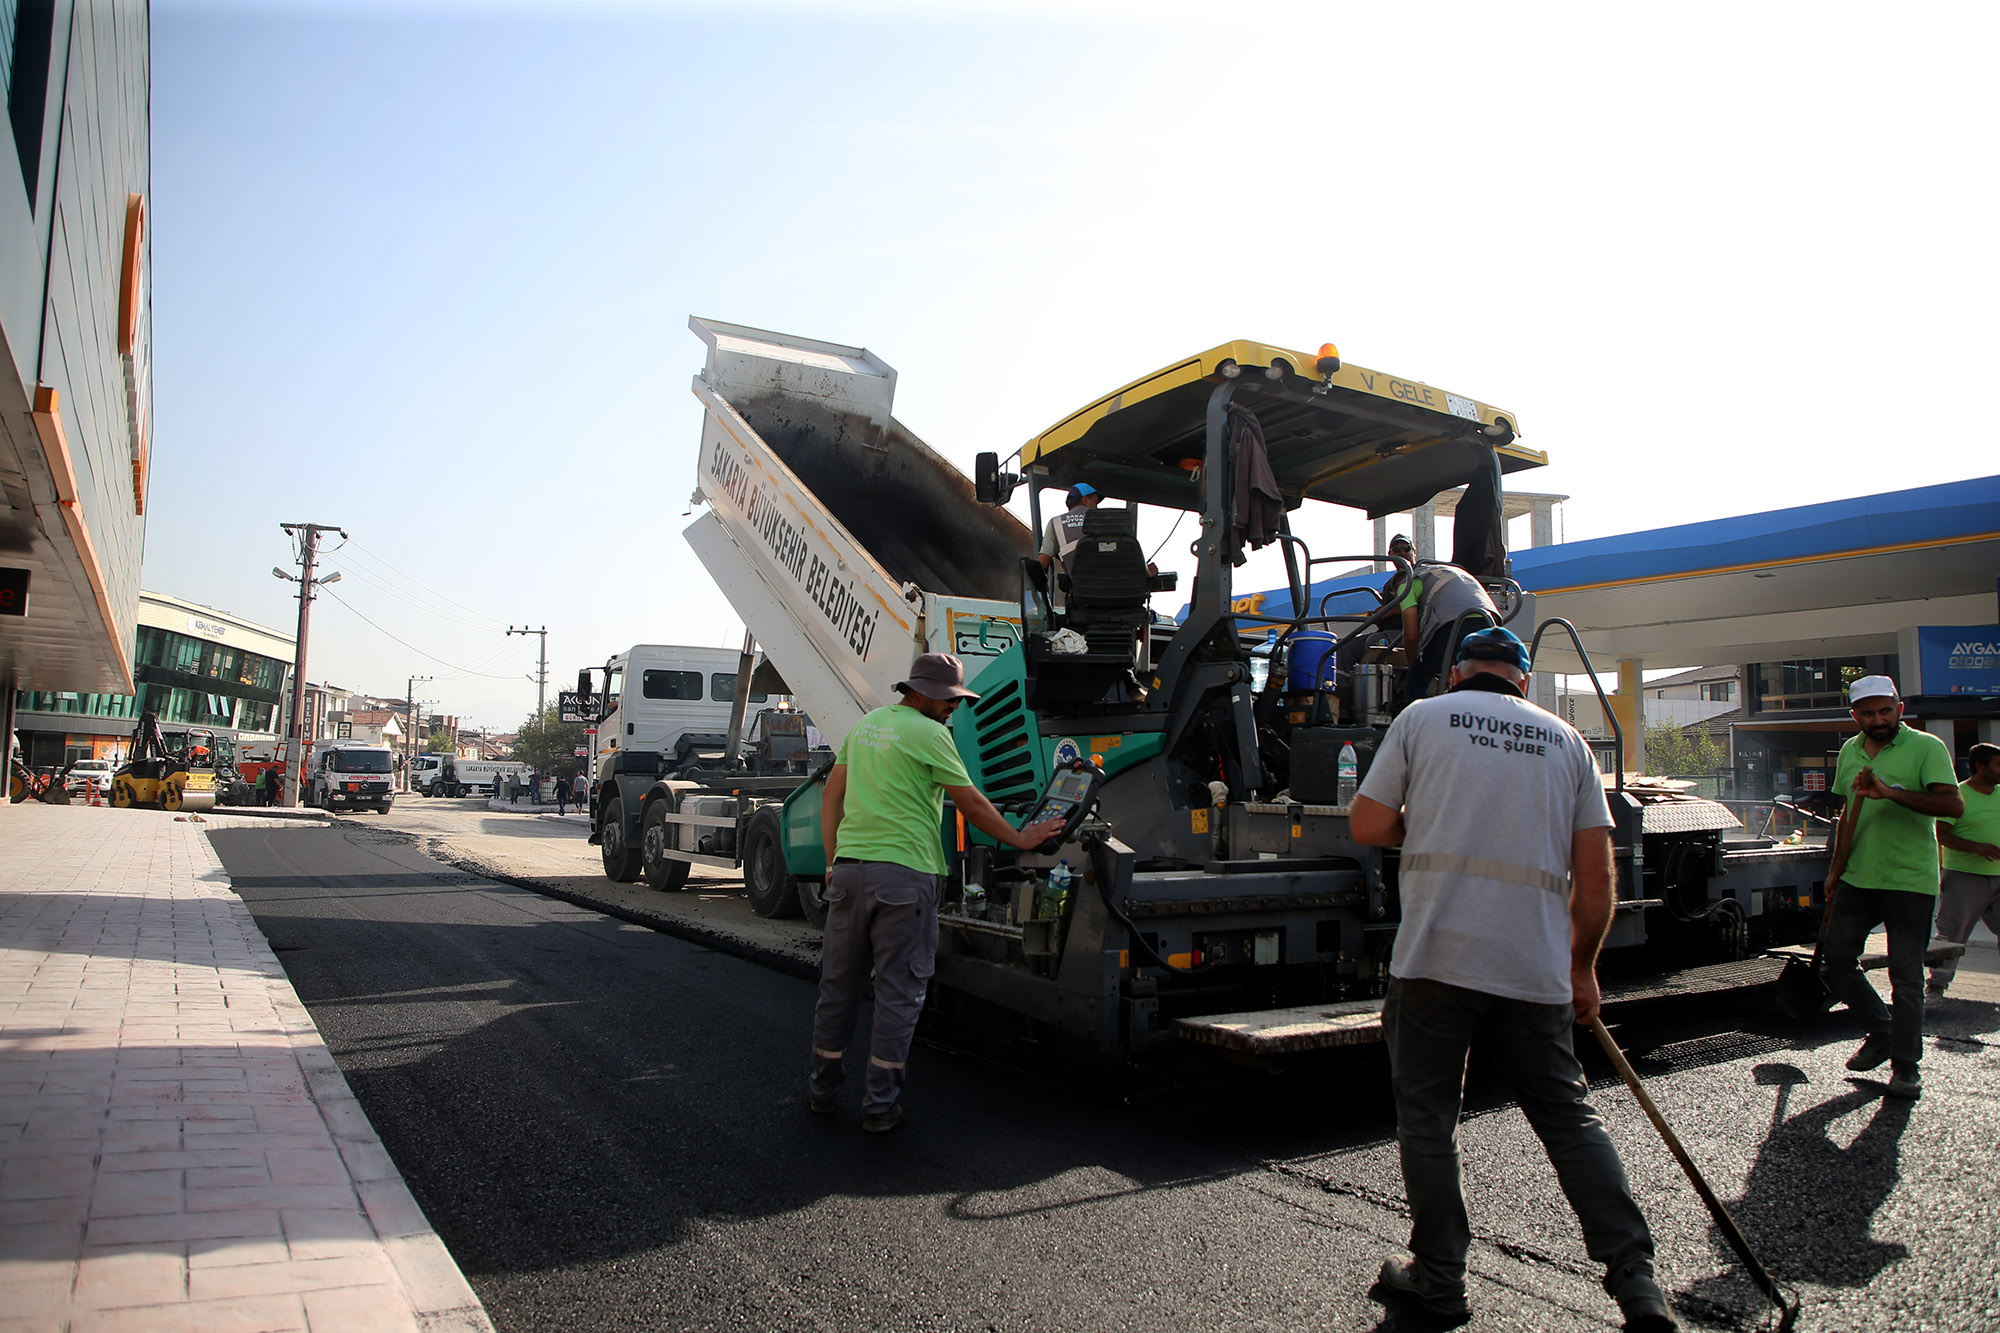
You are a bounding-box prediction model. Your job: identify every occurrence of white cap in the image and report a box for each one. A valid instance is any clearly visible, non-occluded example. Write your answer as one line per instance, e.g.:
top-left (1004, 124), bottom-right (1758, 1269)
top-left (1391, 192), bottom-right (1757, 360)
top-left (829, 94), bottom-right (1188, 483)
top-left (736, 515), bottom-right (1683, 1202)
top-left (1849, 674), bottom-right (1898, 705)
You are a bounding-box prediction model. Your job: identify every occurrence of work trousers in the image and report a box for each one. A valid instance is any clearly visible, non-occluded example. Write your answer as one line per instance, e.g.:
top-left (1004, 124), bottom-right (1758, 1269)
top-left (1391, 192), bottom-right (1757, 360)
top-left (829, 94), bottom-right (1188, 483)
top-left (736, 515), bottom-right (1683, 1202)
top-left (1823, 881), bottom-right (1936, 1067)
top-left (1928, 869), bottom-right (2000, 990)
top-left (809, 860), bottom-right (940, 1113)
top-left (1383, 976), bottom-right (1655, 1295)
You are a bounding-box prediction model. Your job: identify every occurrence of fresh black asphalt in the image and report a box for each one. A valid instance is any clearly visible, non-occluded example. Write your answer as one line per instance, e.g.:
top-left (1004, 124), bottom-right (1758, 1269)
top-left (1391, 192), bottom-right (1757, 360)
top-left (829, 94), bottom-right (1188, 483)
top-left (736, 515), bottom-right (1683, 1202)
top-left (209, 825), bottom-right (2000, 1332)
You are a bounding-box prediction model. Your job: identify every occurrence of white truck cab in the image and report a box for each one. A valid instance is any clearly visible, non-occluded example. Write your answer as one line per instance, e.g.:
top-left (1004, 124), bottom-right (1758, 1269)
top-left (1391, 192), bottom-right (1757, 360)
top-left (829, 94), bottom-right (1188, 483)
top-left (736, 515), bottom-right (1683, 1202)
top-left (306, 740), bottom-right (396, 813)
top-left (593, 644), bottom-right (788, 776)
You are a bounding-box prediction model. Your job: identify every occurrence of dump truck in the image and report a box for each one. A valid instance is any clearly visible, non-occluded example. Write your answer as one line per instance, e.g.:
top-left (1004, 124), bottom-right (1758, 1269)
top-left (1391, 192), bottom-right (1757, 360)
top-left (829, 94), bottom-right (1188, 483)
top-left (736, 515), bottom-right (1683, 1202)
top-left (609, 318), bottom-right (1843, 1061)
top-left (586, 322), bottom-right (1030, 916)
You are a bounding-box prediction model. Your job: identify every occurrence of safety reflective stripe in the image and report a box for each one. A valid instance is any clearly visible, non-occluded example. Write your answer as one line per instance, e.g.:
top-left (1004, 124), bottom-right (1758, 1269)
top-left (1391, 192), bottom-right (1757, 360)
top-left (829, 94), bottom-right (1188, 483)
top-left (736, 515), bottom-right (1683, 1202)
top-left (868, 1056), bottom-right (905, 1070)
top-left (812, 1048), bottom-right (844, 1061)
top-left (1400, 852), bottom-right (1570, 898)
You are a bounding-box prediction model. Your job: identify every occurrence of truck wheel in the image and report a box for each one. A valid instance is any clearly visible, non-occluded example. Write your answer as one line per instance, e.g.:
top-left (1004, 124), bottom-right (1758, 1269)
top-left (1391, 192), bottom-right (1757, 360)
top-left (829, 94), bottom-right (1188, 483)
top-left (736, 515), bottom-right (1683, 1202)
top-left (743, 807), bottom-right (802, 918)
top-left (797, 877), bottom-right (829, 929)
top-left (600, 794), bottom-right (643, 882)
top-left (641, 796), bottom-right (691, 891)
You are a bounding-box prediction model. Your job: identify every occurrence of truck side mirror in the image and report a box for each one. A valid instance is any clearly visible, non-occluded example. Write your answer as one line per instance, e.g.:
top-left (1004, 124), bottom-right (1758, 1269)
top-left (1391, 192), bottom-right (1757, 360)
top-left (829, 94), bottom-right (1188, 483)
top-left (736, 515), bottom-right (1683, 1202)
top-left (576, 669), bottom-right (592, 696)
top-left (975, 452), bottom-right (1019, 506)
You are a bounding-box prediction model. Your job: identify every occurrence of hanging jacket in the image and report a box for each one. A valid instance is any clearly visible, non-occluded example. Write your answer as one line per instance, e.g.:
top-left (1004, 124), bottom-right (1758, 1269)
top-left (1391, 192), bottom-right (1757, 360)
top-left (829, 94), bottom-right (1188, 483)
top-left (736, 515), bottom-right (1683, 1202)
top-left (1227, 404), bottom-right (1283, 565)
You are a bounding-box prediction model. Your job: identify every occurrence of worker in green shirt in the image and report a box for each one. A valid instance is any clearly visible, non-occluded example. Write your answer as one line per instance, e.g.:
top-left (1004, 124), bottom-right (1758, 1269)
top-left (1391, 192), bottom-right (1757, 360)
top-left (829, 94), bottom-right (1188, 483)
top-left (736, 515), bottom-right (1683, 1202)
top-left (1826, 675), bottom-right (1963, 1100)
top-left (807, 653), bottom-right (1064, 1133)
top-left (1927, 741), bottom-right (2000, 1000)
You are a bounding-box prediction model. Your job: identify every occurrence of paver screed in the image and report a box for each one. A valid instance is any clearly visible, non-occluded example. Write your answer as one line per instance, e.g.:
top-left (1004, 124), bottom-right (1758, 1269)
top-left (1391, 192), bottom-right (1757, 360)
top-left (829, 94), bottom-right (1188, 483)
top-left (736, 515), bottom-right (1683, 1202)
top-left (0, 802), bottom-right (493, 1333)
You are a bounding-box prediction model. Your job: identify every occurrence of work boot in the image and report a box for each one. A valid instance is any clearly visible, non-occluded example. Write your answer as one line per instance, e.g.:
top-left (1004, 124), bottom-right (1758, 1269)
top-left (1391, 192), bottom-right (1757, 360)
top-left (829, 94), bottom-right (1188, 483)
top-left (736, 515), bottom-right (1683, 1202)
top-left (1376, 1256), bottom-right (1471, 1322)
top-left (1845, 1032), bottom-right (1893, 1072)
top-left (807, 1090), bottom-right (835, 1115)
top-left (1924, 983), bottom-right (1949, 1008)
top-left (1886, 1062), bottom-right (1922, 1100)
top-left (1610, 1270), bottom-right (1678, 1332)
top-left (861, 1103), bottom-right (904, 1134)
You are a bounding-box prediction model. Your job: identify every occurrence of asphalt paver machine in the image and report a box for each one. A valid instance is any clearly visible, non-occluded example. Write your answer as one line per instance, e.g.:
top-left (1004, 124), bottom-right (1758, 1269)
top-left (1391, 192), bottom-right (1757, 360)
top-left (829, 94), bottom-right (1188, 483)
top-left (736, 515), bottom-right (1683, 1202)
top-left (669, 323), bottom-right (1835, 1063)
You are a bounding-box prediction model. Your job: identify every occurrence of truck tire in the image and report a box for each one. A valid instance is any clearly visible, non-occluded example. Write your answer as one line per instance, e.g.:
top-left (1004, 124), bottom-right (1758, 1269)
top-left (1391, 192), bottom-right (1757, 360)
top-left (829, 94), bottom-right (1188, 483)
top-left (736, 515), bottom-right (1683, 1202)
top-left (641, 795), bottom-right (691, 891)
top-left (743, 807), bottom-right (802, 918)
top-left (797, 877), bottom-right (829, 929)
top-left (600, 794), bottom-right (643, 882)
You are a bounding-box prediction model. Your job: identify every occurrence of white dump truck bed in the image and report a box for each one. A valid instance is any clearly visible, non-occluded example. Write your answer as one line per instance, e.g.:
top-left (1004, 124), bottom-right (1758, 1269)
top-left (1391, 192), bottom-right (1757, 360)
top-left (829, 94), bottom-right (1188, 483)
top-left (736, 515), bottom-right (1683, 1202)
top-left (684, 319), bottom-right (1031, 749)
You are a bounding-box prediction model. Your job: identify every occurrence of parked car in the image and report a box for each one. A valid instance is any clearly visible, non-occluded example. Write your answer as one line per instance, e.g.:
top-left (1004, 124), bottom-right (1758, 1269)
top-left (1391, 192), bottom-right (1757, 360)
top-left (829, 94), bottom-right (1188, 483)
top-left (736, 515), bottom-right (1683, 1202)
top-left (64, 758), bottom-right (114, 798)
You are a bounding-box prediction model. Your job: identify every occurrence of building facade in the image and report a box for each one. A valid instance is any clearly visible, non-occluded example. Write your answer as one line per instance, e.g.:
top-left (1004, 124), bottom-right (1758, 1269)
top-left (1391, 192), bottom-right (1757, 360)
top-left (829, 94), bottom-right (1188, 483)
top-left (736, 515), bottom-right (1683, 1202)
top-left (12, 590), bottom-right (295, 766)
top-left (0, 2), bottom-right (152, 782)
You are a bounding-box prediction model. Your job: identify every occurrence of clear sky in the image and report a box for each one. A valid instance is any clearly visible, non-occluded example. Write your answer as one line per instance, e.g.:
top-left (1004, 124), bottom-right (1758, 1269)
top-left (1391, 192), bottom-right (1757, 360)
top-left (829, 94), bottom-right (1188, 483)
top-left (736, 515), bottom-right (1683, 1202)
top-left (145, 0), bottom-right (2000, 731)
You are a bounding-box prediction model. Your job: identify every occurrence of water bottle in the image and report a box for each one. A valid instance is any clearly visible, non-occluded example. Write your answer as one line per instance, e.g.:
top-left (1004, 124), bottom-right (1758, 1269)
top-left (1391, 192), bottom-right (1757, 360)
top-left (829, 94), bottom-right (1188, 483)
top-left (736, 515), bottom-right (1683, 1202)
top-left (1337, 742), bottom-right (1359, 807)
top-left (962, 882), bottom-right (987, 918)
top-left (1042, 861), bottom-right (1073, 919)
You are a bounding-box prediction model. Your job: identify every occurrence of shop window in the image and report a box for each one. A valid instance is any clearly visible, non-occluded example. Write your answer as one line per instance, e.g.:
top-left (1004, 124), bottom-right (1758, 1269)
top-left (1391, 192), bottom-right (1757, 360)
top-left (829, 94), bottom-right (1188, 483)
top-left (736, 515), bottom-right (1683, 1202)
top-left (6, 0), bottom-right (55, 209)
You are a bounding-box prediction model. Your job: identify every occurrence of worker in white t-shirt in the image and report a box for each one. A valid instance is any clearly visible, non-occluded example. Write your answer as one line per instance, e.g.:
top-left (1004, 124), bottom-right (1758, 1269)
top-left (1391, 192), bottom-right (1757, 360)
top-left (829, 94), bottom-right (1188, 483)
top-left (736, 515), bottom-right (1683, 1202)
top-left (1037, 483), bottom-right (1100, 610)
top-left (1350, 625), bottom-right (1676, 1332)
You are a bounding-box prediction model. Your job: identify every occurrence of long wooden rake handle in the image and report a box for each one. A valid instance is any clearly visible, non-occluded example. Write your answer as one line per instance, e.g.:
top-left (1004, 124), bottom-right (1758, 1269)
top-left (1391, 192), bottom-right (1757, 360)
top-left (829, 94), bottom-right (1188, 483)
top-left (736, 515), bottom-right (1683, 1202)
top-left (1589, 1017), bottom-right (1799, 1329)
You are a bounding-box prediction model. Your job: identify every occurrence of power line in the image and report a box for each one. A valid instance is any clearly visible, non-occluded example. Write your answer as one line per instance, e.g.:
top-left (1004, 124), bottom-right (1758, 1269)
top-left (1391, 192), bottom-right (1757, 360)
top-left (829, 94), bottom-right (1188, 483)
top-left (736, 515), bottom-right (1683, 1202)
top-left (345, 541), bottom-right (509, 630)
top-left (319, 587), bottom-right (524, 680)
top-left (334, 564), bottom-right (512, 633)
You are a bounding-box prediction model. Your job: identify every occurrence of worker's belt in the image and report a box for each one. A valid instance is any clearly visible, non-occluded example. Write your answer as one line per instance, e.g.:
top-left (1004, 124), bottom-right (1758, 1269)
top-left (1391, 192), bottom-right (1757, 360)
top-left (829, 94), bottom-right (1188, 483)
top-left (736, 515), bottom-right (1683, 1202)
top-left (834, 857), bottom-right (861, 865)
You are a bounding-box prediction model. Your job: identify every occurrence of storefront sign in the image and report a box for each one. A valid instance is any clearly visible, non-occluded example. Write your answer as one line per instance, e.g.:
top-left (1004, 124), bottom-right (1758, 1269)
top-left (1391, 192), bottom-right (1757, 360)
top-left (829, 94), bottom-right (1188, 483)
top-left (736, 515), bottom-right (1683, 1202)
top-left (557, 690), bottom-right (596, 724)
top-left (0, 567), bottom-right (27, 617)
top-left (188, 615), bottom-right (229, 639)
top-left (1918, 625), bottom-right (2000, 696)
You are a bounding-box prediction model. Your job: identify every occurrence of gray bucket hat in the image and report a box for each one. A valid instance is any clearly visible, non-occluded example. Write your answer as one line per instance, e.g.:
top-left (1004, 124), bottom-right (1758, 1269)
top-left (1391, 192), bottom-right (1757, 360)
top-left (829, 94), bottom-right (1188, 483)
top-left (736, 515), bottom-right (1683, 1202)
top-left (896, 652), bottom-right (980, 701)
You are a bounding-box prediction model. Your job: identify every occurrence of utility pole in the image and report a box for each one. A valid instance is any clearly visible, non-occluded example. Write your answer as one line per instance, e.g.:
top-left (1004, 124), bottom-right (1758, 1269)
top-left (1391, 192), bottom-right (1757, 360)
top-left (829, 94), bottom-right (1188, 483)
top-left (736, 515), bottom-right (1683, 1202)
top-left (275, 522), bottom-right (346, 808)
top-left (509, 625), bottom-right (548, 718)
top-left (405, 674), bottom-right (433, 792)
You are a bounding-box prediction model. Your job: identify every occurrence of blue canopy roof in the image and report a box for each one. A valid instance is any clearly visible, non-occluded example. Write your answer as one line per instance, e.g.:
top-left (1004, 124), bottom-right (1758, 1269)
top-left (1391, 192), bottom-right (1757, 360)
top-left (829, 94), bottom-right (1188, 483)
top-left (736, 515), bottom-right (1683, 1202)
top-left (1198, 474), bottom-right (2000, 628)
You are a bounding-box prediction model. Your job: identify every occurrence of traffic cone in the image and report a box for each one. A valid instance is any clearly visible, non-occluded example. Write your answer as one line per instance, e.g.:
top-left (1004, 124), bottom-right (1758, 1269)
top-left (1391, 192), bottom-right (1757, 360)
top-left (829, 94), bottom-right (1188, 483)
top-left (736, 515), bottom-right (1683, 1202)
top-left (88, 783), bottom-right (103, 807)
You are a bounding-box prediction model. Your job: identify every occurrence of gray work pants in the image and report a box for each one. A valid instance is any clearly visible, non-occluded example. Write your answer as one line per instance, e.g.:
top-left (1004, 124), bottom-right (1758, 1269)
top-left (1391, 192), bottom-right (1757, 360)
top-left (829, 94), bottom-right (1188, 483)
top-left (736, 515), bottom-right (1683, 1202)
top-left (1383, 976), bottom-right (1655, 1295)
top-left (1929, 869), bottom-right (2000, 990)
top-left (1823, 881), bottom-right (1936, 1066)
top-left (809, 860), bottom-right (939, 1113)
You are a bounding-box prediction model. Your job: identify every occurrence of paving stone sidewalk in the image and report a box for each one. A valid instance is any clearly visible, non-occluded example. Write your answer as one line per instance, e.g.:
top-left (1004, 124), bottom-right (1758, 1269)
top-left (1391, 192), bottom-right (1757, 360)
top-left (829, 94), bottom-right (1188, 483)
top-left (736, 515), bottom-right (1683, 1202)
top-left (0, 802), bottom-right (493, 1333)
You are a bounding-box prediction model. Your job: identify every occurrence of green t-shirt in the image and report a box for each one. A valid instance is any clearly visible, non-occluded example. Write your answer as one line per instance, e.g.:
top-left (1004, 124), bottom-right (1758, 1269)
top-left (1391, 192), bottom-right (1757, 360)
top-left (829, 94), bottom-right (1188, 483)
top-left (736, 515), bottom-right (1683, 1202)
top-left (833, 704), bottom-right (972, 875)
top-left (1832, 724), bottom-right (1957, 895)
top-left (1939, 781), bottom-right (2000, 876)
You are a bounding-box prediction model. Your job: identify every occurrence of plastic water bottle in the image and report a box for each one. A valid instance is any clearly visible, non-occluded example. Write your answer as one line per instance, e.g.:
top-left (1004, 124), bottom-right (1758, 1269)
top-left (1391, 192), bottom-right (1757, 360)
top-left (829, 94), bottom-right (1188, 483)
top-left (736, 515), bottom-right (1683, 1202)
top-left (1042, 861), bottom-right (1073, 919)
top-left (1337, 743), bottom-right (1359, 807)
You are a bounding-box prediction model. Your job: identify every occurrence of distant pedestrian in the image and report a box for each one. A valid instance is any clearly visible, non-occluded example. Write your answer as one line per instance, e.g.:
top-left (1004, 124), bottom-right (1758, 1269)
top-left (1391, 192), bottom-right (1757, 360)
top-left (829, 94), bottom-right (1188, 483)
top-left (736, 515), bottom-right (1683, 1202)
top-left (1926, 741), bottom-right (2000, 1000)
top-left (1826, 675), bottom-right (1961, 1100)
top-left (529, 772), bottom-right (543, 805)
top-left (808, 653), bottom-right (1063, 1132)
top-left (257, 768), bottom-right (273, 806)
top-left (1350, 627), bottom-right (1677, 1330)
top-left (555, 775), bottom-right (568, 816)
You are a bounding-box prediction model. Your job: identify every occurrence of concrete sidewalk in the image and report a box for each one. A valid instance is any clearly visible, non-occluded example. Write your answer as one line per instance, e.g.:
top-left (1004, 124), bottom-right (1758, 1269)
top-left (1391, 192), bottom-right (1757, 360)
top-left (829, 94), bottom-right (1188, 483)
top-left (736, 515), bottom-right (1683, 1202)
top-left (0, 802), bottom-right (493, 1333)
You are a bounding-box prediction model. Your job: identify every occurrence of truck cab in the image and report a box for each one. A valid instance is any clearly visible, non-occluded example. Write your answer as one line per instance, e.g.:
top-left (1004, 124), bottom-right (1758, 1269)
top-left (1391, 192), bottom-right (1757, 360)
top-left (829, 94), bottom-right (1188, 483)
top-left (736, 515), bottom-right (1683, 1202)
top-left (593, 644), bottom-right (787, 777)
top-left (306, 741), bottom-right (396, 813)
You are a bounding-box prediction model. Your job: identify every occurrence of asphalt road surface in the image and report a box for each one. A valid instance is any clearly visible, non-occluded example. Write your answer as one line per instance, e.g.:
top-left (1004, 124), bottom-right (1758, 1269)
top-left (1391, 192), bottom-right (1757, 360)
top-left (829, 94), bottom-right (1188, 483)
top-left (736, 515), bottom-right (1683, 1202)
top-left (210, 824), bottom-right (2000, 1333)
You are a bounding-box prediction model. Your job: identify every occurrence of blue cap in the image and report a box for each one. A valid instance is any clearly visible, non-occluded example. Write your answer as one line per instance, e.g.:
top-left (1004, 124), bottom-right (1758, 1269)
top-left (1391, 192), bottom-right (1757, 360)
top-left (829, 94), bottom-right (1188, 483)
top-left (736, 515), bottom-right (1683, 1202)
top-left (1456, 626), bottom-right (1531, 674)
top-left (1070, 482), bottom-right (1097, 498)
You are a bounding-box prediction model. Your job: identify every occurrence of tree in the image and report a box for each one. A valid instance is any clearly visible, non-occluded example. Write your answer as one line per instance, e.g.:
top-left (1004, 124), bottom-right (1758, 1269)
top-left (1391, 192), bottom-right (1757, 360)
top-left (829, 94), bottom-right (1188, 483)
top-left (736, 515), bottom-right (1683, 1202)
top-left (512, 704), bottom-right (587, 779)
top-left (425, 731), bottom-right (457, 754)
top-left (1645, 720), bottom-right (1727, 776)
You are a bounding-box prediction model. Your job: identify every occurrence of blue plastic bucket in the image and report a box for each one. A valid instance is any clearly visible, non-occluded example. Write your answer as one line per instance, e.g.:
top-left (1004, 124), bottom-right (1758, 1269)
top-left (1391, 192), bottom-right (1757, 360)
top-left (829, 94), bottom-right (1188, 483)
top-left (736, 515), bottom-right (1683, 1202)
top-left (1288, 631), bottom-right (1339, 692)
